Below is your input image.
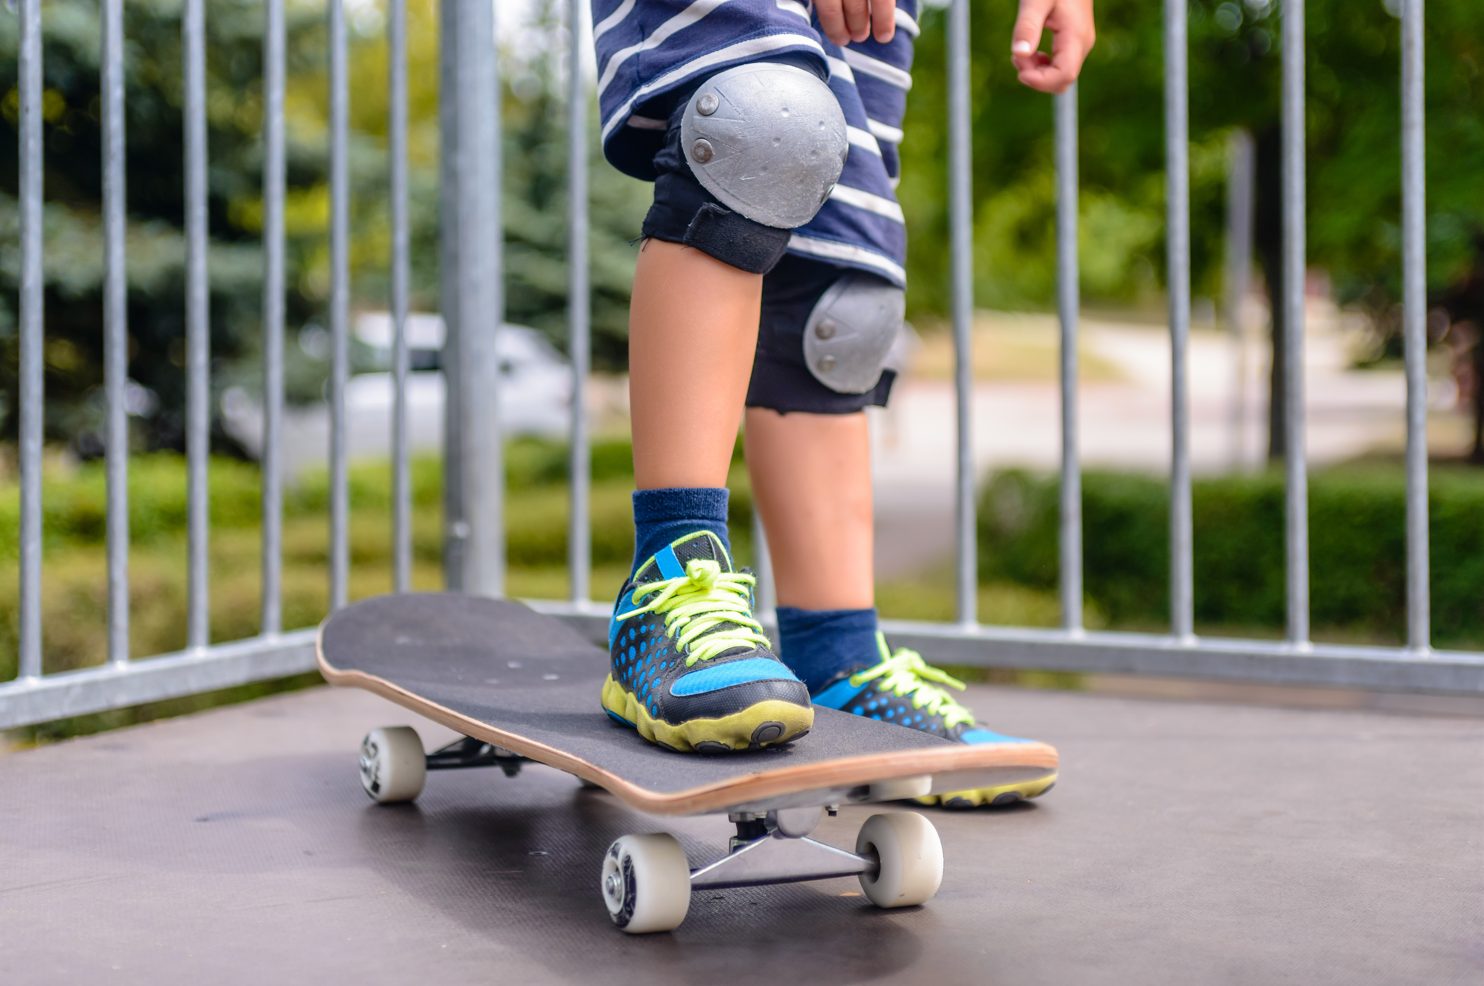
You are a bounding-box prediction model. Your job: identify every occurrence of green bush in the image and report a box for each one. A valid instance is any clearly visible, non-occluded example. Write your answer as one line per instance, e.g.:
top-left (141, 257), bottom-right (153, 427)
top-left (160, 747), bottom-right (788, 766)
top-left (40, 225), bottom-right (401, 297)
top-left (980, 468), bottom-right (1484, 647)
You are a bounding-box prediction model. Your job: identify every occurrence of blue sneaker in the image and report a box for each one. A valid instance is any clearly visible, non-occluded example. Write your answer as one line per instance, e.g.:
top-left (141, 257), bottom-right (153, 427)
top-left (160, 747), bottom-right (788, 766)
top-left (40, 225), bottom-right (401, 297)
top-left (603, 531), bottom-right (813, 753)
top-left (811, 634), bottom-right (1057, 807)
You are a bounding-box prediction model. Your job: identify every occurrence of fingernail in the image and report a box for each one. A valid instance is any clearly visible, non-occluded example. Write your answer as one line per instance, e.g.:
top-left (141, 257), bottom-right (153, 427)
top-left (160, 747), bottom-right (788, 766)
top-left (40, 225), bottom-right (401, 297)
top-left (1012, 40), bottom-right (1034, 55)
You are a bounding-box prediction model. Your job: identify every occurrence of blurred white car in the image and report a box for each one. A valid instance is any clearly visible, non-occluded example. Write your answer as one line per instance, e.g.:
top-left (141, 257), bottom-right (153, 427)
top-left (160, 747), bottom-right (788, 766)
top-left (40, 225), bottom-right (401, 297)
top-left (223, 313), bottom-right (573, 479)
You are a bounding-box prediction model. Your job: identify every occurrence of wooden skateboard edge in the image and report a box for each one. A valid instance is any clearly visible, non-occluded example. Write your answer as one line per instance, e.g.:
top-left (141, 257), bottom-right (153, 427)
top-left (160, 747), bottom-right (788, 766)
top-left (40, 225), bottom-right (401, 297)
top-left (315, 621), bottom-right (1059, 816)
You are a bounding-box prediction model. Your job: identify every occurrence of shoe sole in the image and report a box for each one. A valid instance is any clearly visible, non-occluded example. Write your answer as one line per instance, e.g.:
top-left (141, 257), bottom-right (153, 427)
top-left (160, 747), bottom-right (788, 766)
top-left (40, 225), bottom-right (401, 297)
top-left (912, 773), bottom-right (1058, 809)
top-left (601, 675), bottom-right (813, 754)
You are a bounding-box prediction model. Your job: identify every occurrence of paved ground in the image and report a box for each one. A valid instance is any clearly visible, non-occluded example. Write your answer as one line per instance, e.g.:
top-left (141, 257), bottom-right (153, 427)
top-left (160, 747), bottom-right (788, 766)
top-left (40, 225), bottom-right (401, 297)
top-left (2, 684), bottom-right (1480, 985)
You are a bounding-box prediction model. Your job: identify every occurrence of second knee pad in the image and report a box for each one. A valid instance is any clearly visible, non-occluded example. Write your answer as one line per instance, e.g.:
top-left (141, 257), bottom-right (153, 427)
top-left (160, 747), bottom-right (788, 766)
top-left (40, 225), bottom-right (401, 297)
top-left (748, 259), bottom-right (907, 415)
top-left (679, 63), bottom-right (849, 229)
top-left (803, 273), bottom-right (906, 394)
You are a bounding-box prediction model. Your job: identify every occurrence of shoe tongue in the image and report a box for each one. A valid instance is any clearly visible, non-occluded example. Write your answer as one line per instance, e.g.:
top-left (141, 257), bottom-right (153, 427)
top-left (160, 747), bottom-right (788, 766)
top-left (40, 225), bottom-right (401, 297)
top-left (671, 530), bottom-right (732, 570)
top-left (632, 530), bottom-right (734, 585)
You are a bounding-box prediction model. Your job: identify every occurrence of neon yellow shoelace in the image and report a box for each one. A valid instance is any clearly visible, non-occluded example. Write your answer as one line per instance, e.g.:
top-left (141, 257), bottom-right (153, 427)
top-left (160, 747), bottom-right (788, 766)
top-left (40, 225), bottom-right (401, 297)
top-left (615, 559), bottom-right (771, 666)
top-left (850, 637), bottom-right (976, 728)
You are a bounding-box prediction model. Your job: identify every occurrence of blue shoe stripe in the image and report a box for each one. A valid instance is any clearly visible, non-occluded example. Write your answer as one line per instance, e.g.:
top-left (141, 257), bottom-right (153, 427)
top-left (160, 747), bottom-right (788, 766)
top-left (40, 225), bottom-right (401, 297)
top-left (605, 709), bottom-right (636, 728)
top-left (608, 588), bottom-right (637, 649)
top-left (810, 677), bottom-right (862, 710)
top-left (960, 727), bottom-right (1031, 745)
top-left (655, 545), bottom-right (684, 580)
top-left (670, 657), bottom-right (800, 697)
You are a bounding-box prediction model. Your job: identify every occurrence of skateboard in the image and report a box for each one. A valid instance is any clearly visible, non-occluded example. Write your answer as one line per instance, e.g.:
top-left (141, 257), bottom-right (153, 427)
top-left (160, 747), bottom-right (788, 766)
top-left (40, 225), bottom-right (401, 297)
top-left (317, 592), bottom-right (1059, 933)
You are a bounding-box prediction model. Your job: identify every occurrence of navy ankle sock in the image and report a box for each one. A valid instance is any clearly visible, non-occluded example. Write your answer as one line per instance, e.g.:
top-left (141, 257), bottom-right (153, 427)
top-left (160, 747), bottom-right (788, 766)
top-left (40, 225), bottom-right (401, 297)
top-left (631, 487), bottom-right (731, 574)
top-left (776, 606), bottom-right (879, 694)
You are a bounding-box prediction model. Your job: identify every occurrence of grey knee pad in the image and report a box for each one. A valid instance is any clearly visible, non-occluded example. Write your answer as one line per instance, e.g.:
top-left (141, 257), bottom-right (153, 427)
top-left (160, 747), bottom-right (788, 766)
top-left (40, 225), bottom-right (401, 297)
top-left (680, 63), bottom-right (848, 229)
top-left (804, 274), bottom-right (906, 394)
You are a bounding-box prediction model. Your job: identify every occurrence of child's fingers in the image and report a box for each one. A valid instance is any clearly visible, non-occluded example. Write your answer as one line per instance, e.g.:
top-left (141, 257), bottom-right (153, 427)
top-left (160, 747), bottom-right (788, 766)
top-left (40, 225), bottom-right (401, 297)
top-left (1011, 0), bottom-right (1056, 70)
top-left (842, 0), bottom-right (872, 43)
top-left (1052, 31), bottom-right (1092, 85)
top-left (870, 0), bottom-right (897, 44)
top-left (818, 0), bottom-right (897, 48)
top-left (816, 0), bottom-right (849, 46)
top-left (1015, 52), bottom-right (1062, 93)
top-left (1015, 1), bottom-right (1096, 94)
top-left (1017, 62), bottom-right (1071, 94)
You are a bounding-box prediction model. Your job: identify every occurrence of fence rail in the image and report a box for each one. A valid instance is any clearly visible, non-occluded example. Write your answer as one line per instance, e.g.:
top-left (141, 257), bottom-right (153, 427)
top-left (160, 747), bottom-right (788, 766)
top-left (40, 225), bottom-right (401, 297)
top-left (4, 0), bottom-right (1481, 732)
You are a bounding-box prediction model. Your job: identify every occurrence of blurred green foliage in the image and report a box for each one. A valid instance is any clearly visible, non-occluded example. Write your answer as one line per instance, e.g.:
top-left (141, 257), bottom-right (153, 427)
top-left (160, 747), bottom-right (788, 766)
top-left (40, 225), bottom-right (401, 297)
top-left (980, 467), bottom-right (1484, 648)
top-left (901, 0), bottom-right (1484, 321)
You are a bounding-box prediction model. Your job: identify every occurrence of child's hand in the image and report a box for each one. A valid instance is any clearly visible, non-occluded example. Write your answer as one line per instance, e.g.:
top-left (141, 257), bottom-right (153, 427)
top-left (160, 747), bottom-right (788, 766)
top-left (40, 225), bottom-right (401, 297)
top-left (815, 0), bottom-right (898, 47)
top-left (1011, 0), bottom-right (1096, 94)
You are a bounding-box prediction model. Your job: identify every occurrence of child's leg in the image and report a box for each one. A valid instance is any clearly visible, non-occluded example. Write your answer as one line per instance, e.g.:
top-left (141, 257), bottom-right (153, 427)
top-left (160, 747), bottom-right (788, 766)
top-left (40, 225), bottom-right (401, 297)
top-left (744, 295), bottom-right (1058, 805)
top-left (746, 407), bottom-right (884, 697)
top-left (742, 254), bottom-right (902, 693)
top-left (599, 58), bottom-right (852, 752)
top-left (743, 407), bottom-right (874, 611)
top-left (629, 240), bottom-right (762, 492)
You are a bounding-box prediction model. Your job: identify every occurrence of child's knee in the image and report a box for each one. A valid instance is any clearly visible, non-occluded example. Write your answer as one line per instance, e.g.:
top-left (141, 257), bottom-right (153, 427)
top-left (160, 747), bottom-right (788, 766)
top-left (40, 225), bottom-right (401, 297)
top-left (747, 258), bottom-right (905, 414)
top-left (642, 63), bottom-right (848, 275)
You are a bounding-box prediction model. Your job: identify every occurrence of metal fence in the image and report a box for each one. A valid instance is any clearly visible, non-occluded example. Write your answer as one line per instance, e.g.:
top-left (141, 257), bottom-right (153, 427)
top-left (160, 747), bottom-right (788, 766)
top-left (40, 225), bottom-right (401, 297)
top-left (4, 0), bottom-right (1481, 731)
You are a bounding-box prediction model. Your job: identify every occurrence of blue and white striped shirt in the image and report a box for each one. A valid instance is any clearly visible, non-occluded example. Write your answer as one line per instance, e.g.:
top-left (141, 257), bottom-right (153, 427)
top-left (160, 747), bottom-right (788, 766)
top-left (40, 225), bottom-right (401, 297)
top-left (592, 0), bottom-right (919, 287)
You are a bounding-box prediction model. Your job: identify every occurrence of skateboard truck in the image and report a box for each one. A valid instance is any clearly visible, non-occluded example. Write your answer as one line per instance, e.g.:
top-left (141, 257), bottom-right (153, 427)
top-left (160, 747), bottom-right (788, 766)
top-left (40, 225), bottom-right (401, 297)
top-left (424, 736), bottom-right (526, 778)
top-left (600, 804), bottom-right (944, 934)
top-left (691, 808), bottom-right (873, 890)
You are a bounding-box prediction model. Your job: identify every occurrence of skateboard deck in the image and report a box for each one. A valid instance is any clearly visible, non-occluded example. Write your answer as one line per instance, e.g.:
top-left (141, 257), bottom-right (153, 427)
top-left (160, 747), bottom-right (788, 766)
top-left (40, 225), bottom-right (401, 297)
top-left (317, 593), bottom-right (1058, 815)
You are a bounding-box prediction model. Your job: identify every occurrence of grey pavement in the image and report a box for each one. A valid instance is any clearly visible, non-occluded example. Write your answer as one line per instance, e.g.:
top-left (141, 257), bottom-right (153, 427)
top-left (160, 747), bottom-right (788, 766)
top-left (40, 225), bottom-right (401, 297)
top-left (2, 684), bottom-right (1480, 985)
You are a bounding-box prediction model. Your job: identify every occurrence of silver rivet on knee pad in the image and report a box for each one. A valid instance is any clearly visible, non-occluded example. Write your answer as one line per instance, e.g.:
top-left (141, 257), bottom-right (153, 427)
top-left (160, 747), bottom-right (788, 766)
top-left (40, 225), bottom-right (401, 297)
top-left (690, 138), bottom-right (715, 164)
top-left (696, 92), bottom-right (719, 116)
top-left (815, 319), bottom-right (837, 340)
top-left (817, 355), bottom-right (838, 373)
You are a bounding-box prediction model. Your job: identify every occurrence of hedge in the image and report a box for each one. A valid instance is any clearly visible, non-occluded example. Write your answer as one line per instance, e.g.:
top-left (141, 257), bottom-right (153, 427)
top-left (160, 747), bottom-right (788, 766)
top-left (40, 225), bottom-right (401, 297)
top-left (979, 468), bottom-right (1484, 647)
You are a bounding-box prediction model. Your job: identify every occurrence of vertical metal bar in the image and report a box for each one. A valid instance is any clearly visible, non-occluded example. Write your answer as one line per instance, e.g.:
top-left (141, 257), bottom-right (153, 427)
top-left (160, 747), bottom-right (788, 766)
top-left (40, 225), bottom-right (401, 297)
top-left (16, 0), bottom-right (44, 680)
top-left (389, 0), bottom-right (412, 593)
top-left (751, 509), bottom-right (775, 621)
top-left (102, 0), bottom-right (130, 666)
top-left (1282, 0), bottom-right (1310, 646)
top-left (438, 0), bottom-right (505, 595)
top-left (183, 0), bottom-right (211, 648)
top-left (328, 0), bottom-right (350, 610)
top-left (1400, 0), bottom-right (1430, 653)
top-left (1055, 86), bottom-right (1082, 633)
top-left (1165, 0), bottom-right (1194, 640)
top-left (566, 0), bottom-right (591, 605)
top-left (947, 0), bottom-right (976, 627)
top-left (261, 0), bottom-right (286, 634)
top-left (438, 4), bottom-right (462, 590)
top-left (1224, 130), bottom-right (1255, 470)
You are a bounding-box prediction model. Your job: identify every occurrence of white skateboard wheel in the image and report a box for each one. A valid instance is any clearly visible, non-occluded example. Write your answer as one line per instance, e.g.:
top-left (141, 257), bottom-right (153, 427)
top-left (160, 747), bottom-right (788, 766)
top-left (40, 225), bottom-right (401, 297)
top-left (601, 833), bottom-right (691, 933)
top-left (359, 726), bottom-right (426, 804)
top-left (855, 812), bottom-right (944, 908)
